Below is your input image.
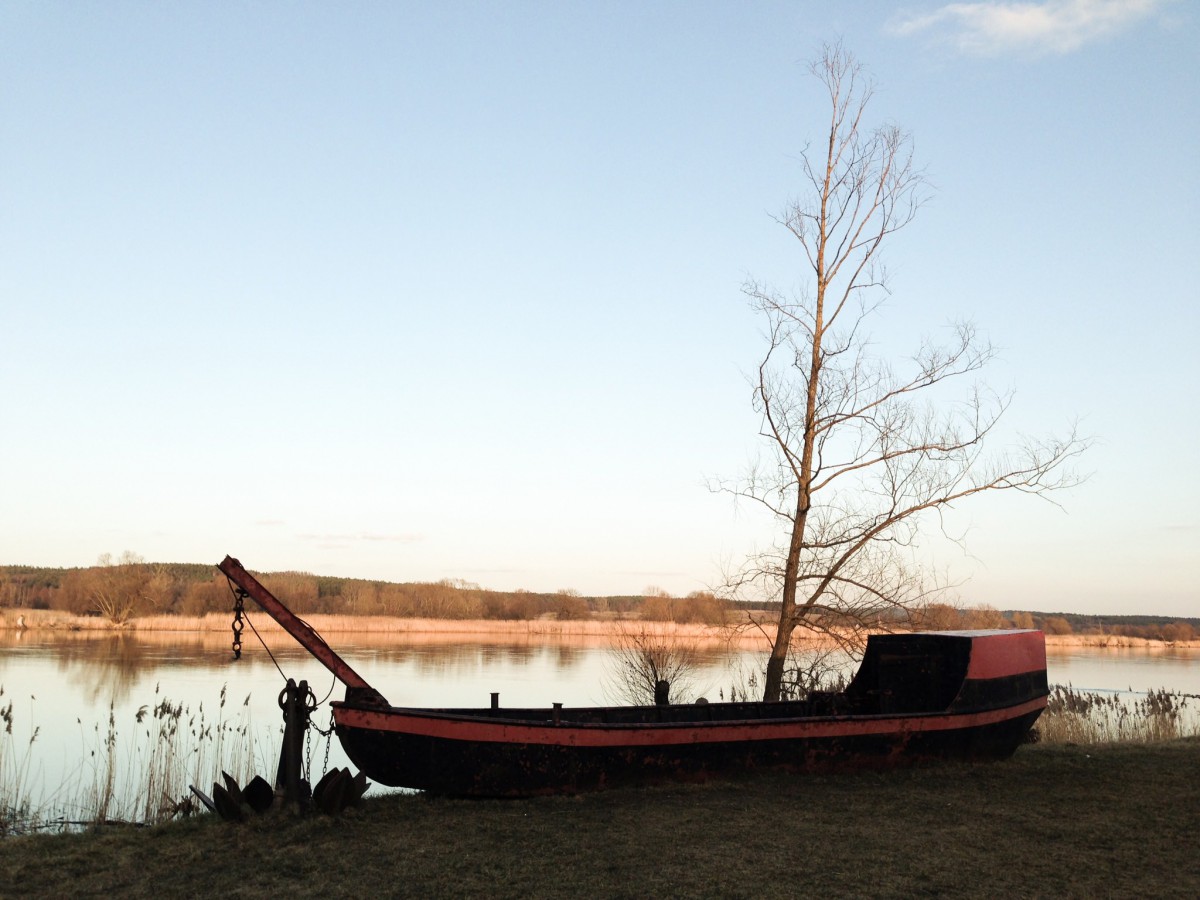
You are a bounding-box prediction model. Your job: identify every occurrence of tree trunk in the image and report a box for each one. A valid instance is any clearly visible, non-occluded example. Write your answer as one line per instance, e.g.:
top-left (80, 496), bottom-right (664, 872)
top-left (763, 489), bottom-right (809, 701)
top-left (763, 618), bottom-right (796, 701)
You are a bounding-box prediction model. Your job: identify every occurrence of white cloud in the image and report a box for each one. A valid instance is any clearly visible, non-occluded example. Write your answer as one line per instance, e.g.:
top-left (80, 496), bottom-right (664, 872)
top-left (891, 0), bottom-right (1169, 56)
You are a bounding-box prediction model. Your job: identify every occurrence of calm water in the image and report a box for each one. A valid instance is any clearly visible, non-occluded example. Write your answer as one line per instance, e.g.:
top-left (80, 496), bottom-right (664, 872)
top-left (2, 630), bottom-right (1198, 822)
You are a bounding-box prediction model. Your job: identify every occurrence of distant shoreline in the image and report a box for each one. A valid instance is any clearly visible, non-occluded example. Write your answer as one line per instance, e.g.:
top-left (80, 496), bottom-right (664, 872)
top-left (1043, 633), bottom-right (1200, 650)
top-left (0, 608), bottom-right (772, 649)
top-left (2, 608), bottom-right (1199, 650)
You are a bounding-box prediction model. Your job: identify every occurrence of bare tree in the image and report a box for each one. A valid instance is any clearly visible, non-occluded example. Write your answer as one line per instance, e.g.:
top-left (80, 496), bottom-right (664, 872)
top-left (90, 551), bottom-right (150, 625)
top-left (718, 44), bottom-right (1089, 702)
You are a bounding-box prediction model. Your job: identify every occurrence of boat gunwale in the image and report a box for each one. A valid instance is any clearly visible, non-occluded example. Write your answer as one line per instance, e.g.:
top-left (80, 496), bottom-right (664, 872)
top-left (332, 692), bottom-right (1047, 726)
top-left (331, 695), bottom-right (1049, 746)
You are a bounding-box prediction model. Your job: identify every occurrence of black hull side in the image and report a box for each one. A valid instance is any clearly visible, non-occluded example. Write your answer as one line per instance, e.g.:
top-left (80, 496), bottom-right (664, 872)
top-left (335, 708), bottom-right (1043, 797)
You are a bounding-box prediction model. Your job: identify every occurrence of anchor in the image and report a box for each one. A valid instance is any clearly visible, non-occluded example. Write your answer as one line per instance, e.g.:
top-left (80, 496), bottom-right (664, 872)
top-left (190, 678), bottom-right (369, 821)
top-left (188, 600), bottom-right (370, 821)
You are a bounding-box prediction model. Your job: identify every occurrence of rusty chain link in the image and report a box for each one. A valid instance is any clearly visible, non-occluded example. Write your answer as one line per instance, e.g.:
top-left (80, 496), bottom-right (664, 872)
top-left (231, 588), bottom-right (246, 660)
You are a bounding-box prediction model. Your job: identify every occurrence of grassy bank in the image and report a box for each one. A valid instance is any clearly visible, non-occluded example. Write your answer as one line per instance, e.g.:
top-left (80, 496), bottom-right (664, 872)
top-left (1, 740), bottom-right (1197, 898)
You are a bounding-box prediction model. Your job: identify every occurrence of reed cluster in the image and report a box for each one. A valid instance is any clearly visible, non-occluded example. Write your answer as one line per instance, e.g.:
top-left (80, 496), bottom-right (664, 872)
top-left (1037, 685), bottom-right (1196, 744)
top-left (0, 687), bottom-right (40, 836)
top-left (0, 684), bottom-right (274, 835)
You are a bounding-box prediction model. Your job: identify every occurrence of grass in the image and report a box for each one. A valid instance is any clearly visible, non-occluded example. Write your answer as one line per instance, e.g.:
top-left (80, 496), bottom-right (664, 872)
top-left (1, 682), bottom-right (1197, 896)
top-left (0, 739), bottom-right (1197, 898)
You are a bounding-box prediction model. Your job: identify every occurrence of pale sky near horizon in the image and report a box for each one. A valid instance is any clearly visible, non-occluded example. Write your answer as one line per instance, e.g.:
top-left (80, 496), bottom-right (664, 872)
top-left (2, 2), bottom-right (1197, 617)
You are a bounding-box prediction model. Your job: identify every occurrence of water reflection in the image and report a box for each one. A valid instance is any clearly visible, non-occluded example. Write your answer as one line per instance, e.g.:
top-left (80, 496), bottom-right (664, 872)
top-left (57, 635), bottom-right (150, 705)
top-left (4, 632), bottom-right (1200, 700)
top-left (0, 631), bottom-right (608, 697)
top-left (554, 645), bottom-right (584, 668)
top-left (1046, 646), bottom-right (1200, 694)
top-left (1, 633), bottom-right (222, 706)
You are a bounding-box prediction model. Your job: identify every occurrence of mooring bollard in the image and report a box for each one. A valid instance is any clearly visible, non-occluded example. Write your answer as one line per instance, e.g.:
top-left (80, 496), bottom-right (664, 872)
top-left (277, 678), bottom-right (312, 810)
top-left (491, 692), bottom-right (500, 710)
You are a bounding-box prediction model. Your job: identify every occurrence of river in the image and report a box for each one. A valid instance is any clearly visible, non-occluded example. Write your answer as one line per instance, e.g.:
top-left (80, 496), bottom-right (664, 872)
top-left (2, 629), bottom-right (1197, 825)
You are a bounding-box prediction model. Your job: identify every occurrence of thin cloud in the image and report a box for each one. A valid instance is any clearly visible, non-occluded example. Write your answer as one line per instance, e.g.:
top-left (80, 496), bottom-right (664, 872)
top-left (296, 531), bottom-right (425, 544)
top-left (890, 0), bottom-right (1169, 56)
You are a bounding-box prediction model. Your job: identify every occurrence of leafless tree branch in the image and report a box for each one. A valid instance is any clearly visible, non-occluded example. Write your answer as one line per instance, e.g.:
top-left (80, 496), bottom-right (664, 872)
top-left (714, 43), bottom-right (1090, 701)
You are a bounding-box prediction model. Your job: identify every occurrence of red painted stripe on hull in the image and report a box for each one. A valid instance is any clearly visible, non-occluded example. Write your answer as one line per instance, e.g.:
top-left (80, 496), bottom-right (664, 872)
top-left (334, 696), bottom-right (1047, 749)
top-left (965, 631), bottom-right (1047, 680)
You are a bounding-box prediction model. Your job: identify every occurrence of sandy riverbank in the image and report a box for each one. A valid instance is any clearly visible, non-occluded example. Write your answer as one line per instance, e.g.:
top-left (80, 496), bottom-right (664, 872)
top-left (3, 608), bottom-right (1197, 650)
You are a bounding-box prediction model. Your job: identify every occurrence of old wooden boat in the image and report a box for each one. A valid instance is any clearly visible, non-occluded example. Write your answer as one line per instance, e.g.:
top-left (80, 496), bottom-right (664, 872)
top-left (219, 555), bottom-right (1048, 797)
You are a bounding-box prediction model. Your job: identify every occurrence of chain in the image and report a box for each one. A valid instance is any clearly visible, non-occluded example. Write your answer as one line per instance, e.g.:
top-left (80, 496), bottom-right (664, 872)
top-left (303, 681), bottom-right (319, 785)
top-left (231, 588), bottom-right (246, 660)
top-left (304, 724), bottom-right (312, 785)
top-left (322, 710), bottom-right (333, 775)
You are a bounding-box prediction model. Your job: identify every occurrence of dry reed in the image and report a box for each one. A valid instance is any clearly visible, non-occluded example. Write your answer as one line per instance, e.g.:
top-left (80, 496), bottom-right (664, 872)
top-left (0, 686), bottom-right (40, 836)
top-left (1037, 685), bottom-right (1197, 744)
top-left (0, 684), bottom-right (273, 834)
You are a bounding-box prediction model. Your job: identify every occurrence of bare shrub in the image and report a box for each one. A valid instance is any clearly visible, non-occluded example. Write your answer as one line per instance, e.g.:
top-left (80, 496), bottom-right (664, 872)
top-left (1042, 616), bottom-right (1074, 635)
top-left (778, 644), bottom-right (856, 701)
top-left (604, 626), bottom-right (702, 706)
top-left (90, 552), bottom-right (152, 625)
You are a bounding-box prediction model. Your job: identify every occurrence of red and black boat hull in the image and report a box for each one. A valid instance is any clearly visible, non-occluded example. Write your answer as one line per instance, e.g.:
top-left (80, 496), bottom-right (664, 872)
top-left (332, 698), bottom-right (1045, 796)
top-left (332, 629), bottom-right (1049, 797)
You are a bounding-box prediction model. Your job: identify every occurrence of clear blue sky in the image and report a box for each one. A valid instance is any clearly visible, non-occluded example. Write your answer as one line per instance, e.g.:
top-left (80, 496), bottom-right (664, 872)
top-left (2, 1), bottom-right (1196, 616)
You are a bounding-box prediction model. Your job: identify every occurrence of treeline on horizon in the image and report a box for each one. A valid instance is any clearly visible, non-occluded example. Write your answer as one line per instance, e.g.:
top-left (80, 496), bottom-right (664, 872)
top-left (0, 559), bottom-right (1196, 641)
top-left (0, 559), bottom-right (727, 625)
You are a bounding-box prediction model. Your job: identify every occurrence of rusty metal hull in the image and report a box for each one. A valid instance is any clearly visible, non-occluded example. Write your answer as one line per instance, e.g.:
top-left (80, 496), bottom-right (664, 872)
top-left (332, 699), bottom-right (1045, 796)
top-left (330, 630), bottom-right (1049, 796)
